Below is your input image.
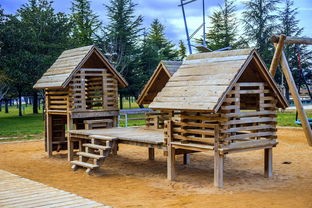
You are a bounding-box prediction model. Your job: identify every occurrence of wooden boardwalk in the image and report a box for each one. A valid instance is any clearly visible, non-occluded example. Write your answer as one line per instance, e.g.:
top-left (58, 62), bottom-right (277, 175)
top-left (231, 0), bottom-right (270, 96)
top-left (0, 170), bottom-right (111, 208)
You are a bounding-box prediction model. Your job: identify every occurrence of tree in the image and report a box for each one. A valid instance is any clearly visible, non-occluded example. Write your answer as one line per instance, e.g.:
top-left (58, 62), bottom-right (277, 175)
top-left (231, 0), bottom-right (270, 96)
top-left (0, 0), bottom-right (72, 116)
top-left (103, 0), bottom-right (143, 74)
top-left (197, 0), bottom-right (243, 52)
top-left (278, 0), bottom-right (312, 100)
top-left (142, 19), bottom-right (178, 74)
top-left (178, 40), bottom-right (187, 60)
top-left (134, 19), bottom-right (179, 99)
top-left (70, 0), bottom-right (101, 47)
top-left (242, 0), bottom-right (280, 64)
top-left (101, 0), bottom-right (143, 107)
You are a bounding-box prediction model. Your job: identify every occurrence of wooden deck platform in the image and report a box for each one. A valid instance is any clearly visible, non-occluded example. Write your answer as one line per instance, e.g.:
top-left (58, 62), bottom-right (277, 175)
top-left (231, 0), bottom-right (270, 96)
top-left (70, 127), bottom-right (164, 147)
top-left (69, 127), bottom-right (165, 162)
top-left (0, 170), bottom-right (110, 208)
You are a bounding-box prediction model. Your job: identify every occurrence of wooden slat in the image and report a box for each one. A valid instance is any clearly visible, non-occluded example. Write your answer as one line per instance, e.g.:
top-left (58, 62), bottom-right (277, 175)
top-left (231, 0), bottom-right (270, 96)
top-left (222, 124), bottom-right (275, 133)
top-left (0, 170), bottom-right (109, 208)
top-left (224, 131), bottom-right (276, 141)
top-left (224, 117), bottom-right (276, 125)
top-left (225, 110), bottom-right (276, 118)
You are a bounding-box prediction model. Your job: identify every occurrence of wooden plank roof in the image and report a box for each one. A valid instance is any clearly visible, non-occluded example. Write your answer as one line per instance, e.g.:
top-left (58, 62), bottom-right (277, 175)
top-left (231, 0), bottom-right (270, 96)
top-left (33, 45), bottom-right (128, 89)
top-left (137, 60), bottom-right (182, 105)
top-left (149, 48), bottom-right (288, 112)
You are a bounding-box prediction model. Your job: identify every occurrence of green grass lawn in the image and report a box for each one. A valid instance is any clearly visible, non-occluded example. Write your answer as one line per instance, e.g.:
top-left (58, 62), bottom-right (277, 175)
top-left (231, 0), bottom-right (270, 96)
top-left (0, 105), bottom-right (44, 141)
top-left (0, 103), bottom-right (310, 142)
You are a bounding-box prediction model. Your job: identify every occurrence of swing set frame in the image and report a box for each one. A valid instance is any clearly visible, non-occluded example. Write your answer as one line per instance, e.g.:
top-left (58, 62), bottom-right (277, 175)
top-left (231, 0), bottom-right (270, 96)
top-left (270, 34), bottom-right (312, 146)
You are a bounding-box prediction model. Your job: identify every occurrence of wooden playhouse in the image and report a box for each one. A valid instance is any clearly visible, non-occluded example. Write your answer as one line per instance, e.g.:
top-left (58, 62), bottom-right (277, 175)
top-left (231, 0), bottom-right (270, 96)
top-left (34, 45), bottom-right (128, 157)
top-left (137, 60), bottom-right (182, 106)
top-left (150, 48), bottom-right (288, 187)
top-left (137, 60), bottom-right (182, 129)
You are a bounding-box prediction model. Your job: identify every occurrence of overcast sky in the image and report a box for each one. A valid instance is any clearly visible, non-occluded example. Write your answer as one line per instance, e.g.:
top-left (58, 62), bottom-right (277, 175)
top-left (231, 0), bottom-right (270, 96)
top-left (2, 0), bottom-right (312, 47)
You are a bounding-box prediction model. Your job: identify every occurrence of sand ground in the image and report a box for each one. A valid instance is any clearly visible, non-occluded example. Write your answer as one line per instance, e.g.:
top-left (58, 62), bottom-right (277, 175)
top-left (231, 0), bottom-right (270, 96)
top-left (0, 127), bottom-right (311, 208)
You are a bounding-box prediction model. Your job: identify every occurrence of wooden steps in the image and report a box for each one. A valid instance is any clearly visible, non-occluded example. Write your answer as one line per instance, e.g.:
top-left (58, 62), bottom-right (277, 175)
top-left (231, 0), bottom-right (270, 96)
top-left (71, 161), bottom-right (99, 169)
top-left (83, 143), bottom-right (111, 151)
top-left (71, 139), bottom-right (112, 174)
top-left (76, 152), bottom-right (106, 159)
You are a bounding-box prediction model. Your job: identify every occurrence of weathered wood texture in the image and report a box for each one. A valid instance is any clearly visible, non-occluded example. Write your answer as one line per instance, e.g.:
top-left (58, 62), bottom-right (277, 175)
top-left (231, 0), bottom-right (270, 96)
top-left (69, 68), bottom-right (118, 112)
top-left (34, 45), bottom-right (127, 89)
top-left (137, 60), bottom-right (182, 105)
top-left (269, 34), bottom-right (286, 76)
top-left (271, 35), bottom-right (312, 45)
top-left (150, 49), bottom-right (288, 111)
top-left (0, 170), bottom-right (110, 208)
top-left (35, 45), bottom-right (128, 157)
top-left (145, 112), bottom-right (169, 129)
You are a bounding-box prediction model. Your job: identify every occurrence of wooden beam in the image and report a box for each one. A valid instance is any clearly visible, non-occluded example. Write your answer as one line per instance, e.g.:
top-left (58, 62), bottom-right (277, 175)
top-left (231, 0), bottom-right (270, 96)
top-left (214, 151), bottom-right (224, 188)
top-left (279, 51), bottom-right (312, 146)
top-left (213, 125), bottom-right (223, 188)
top-left (46, 114), bottom-right (52, 157)
top-left (264, 148), bottom-right (272, 178)
top-left (272, 35), bottom-right (312, 45)
top-left (269, 34), bottom-right (286, 76)
top-left (167, 120), bottom-right (176, 181)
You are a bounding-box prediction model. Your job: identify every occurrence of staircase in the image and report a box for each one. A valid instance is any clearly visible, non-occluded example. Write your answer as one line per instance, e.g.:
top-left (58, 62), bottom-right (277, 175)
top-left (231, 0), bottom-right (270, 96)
top-left (70, 137), bottom-right (116, 174)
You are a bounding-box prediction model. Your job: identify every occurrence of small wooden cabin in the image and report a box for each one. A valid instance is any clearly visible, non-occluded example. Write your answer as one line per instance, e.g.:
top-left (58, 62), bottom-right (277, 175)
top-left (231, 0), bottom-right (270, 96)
top-left (137, 61), bottom-right (181, 129)
top-left (150, 49), bottom-right (288, 187)
top-left (34, 45), bottom-right (128, 157)
top-left (137, 60), bottom-right (182, 105)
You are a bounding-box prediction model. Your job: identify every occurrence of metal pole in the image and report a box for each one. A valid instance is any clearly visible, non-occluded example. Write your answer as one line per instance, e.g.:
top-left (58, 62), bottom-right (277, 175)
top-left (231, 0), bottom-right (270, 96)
top-left (180, 0), bottom-right (192, 54)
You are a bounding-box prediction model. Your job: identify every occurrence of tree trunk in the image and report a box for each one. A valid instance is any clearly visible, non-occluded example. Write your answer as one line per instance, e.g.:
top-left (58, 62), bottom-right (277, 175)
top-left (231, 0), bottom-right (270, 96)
top-left (33, 91), bottom-right (38, 114)
top-left (4, 99), bottom-right (9, 113)
top-left (0, 100), bottom-right (2, 112)
top-left (18, 91), bottom-right (22, 117)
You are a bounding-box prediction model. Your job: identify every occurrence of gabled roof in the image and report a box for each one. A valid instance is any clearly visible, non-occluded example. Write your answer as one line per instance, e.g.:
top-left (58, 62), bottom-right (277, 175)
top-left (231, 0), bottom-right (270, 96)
top-left (149, 48), bottom-right (288, 112)
top-left (137, 60), bottom-right (182, 105)
top-left (33, 45), bottom-right (128, 89)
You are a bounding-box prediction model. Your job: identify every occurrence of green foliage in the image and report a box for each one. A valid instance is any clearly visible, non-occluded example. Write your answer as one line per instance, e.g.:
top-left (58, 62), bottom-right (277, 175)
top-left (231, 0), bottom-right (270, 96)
top-left (101, 0), bottom-right (143, 99)
top-left (0, 0), bottom-right (72, 115)
top-left (279, 0), bottom-right (312, 71)
top-left (70, 0), bottom-right (101, 47)
top-left (243, 0), bottom-right (280, 64)
top-left (134, 19), bottom-right (179, 97)
top-left (197, 0), bottom-right (245, 52)
top-left (102, 0), bottom-right (143, 74)
top-left (178, 40), bottom-right (187, 60)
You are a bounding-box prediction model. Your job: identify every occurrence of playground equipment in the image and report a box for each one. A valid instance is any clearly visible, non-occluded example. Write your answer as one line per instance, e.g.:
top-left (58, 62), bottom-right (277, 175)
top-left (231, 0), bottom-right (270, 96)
top-left (270, 35), bottom-right (312, 146)
top-left (33, 45), bottom-right (128, 158)
top-left (137, 61), bottom-right (182, 106)
top-left (150, 48), bottom-right (288, 187)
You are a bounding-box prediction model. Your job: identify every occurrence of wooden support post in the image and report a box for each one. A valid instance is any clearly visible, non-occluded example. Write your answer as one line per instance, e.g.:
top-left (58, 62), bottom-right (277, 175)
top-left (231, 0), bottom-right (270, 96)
top-left (148, 147), bottom-right (155, 160)
top-left (167, 120), bottom-right (176, 180)
top-left (167, 145), bottom-right (176, 181)
top-left (269, 34), bottom-right (286, 76)
top-left (214, 151), bottom-right (224, 188)
top-left (111, 141), bottom-right (118, 156)
top-left (279, 51), bottom-right (312, 146)
top-left (213, 125), bottom-right (223, 188)
top-left (264, 148), bottom-right (273, 178)
top-left (183, 153), bottom-right (190, 165)
top-left (46, 114), bottom-right (52, 158)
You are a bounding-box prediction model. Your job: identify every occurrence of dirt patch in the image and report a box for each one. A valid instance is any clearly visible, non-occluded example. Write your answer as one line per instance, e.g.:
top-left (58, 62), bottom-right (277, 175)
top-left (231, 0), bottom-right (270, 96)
top-left (0, 128), bottom-right (312, 208)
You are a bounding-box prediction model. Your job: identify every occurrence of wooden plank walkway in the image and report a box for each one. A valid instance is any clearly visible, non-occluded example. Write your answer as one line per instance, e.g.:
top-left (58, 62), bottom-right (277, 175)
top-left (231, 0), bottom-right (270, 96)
top-left (0, 170), bottom-right (111, 208)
